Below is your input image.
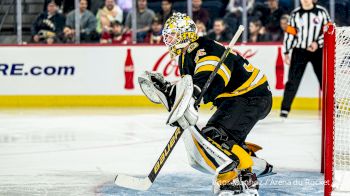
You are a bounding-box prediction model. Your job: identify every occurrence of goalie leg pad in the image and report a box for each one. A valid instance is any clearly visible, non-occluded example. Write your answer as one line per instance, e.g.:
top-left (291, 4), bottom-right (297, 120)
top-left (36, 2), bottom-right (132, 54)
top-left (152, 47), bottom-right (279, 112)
top-left (183, 126), bottom-right (271, 178)
top-left (201, 126), bottom-right (253, 172)
top-left (182, 126), bottom-right (234, 174)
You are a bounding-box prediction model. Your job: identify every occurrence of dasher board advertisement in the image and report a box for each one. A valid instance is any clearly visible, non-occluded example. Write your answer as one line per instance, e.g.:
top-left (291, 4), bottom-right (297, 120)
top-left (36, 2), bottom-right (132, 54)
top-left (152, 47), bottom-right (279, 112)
top-left (0, 45), bottom-right (320, 97)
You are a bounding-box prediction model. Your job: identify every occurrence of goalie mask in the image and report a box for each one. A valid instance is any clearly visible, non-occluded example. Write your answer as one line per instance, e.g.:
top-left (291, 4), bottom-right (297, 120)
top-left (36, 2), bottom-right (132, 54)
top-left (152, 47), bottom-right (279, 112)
top-left (162, 13), bottom-right (198, 59)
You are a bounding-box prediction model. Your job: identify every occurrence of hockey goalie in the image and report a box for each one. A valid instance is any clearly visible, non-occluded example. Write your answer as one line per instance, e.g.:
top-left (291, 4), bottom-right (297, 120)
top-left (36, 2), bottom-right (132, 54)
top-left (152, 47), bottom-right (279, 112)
top-left (139, 13), bottom-right (273, 196)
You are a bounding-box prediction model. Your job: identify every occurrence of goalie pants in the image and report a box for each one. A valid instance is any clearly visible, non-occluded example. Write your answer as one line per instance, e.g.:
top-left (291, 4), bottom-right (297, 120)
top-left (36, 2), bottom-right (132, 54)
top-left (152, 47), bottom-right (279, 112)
top-left (281, 48), bottom-right (323, 112)
top-left (207, 91), bottom-right (272, 146)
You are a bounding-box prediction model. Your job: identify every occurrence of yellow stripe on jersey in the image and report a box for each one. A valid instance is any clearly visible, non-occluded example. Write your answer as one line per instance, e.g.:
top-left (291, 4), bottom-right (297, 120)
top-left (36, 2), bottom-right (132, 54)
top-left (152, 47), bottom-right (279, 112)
top-left (192, 135), bottom-right (217, 171)
top-left (215, 71), bottom-right (267, 99)
top-left (215, 63), bottom-right (267, 98)
top-left (195, 61), bottom-right (231, 80)
top-left (181, 54), bottom-right (185, 70)
top-left (216, 75), bottom-right (267, 98)
top-left (196, 55), bottom-right (232, 77)
top-left (196, 55), bottom-right (221, 64)
top-left (221, 63), bottom-right (231, 77)
top-left (234, 68), bottom-right (260, 92)
top-left (243, 63), bottom-right (255, 72)
top-left (195, 65), bottom-right (229, 86)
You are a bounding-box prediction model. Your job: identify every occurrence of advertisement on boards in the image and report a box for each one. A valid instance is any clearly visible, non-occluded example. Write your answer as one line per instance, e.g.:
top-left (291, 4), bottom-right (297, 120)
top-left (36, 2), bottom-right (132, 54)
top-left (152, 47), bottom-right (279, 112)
top-left (0, 45), bottom-right (319, 98)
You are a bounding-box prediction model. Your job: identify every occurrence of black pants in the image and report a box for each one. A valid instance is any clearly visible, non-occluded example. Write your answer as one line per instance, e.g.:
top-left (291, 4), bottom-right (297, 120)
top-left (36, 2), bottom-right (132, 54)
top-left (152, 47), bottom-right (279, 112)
top-left (206, 93), bottom-right (272, 146)
top-left (281, 48), bottom-right (323, 112)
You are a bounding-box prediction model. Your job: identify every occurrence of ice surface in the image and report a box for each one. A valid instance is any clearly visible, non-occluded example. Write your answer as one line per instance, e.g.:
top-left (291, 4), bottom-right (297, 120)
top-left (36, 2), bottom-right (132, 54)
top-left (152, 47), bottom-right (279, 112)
top-left (0, 108), bottom-right (324, 195)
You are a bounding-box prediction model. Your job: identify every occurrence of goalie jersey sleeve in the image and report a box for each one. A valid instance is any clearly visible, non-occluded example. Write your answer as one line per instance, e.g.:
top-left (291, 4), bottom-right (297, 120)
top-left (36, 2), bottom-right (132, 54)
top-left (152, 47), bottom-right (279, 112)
top-left (179, 37), bottom-right (269, 104)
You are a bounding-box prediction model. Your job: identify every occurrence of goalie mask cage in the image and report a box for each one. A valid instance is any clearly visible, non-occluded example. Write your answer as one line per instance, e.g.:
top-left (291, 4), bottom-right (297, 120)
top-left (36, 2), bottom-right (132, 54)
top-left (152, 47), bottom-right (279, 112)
top-left (322, 24), bottom-right (350, 196)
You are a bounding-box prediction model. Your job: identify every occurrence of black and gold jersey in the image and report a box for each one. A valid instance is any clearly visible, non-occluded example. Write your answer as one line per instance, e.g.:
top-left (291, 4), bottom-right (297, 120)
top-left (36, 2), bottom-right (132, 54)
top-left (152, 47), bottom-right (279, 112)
top-left (178, 36), bottom-right (270, 104)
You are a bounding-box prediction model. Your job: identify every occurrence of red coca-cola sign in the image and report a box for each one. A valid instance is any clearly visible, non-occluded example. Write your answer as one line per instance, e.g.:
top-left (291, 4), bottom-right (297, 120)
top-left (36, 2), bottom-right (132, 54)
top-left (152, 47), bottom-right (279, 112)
top-left (152, 51), bottom-right (180, 77)
top-left (152, 49), bottom-right (258, 78)
top-left (124, 48), bottom-right (134, 89)
top-left (232, 48), bottom-right (257, 59)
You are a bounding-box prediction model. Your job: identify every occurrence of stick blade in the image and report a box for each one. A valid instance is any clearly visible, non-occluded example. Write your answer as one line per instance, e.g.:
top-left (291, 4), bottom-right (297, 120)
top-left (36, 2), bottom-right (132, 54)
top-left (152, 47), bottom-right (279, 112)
top-left (114, 174), bottom-right (153, 191)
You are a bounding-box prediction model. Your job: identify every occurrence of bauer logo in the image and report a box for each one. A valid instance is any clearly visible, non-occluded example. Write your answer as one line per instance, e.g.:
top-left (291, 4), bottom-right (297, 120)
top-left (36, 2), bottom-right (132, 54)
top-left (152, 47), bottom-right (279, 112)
top-left (153, 128), bottom-right (182, 174)
top-left (0, 63), bottom-right (75, 76)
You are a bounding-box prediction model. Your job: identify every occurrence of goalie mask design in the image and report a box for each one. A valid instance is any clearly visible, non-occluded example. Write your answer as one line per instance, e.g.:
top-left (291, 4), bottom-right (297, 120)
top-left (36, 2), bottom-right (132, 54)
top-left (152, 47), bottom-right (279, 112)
top-left (162, 13), bottom-right (198, 58)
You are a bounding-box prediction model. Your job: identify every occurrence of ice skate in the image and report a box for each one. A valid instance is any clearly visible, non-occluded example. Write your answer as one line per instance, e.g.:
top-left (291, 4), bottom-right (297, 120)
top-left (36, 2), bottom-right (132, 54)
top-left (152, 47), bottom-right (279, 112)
top-left (213, 170), bottom-right (259, 196)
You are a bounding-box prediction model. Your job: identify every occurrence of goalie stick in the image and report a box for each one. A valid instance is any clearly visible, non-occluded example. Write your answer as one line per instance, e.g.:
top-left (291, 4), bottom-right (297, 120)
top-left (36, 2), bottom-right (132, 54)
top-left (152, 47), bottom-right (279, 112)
top-left (115, 25), bottom-right (245, 191)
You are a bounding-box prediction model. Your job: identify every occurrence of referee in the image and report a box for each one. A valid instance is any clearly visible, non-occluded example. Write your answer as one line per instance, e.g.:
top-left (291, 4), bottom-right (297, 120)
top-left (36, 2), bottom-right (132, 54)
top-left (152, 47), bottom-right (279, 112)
top-left (280, 0), bottom-right (331, 118)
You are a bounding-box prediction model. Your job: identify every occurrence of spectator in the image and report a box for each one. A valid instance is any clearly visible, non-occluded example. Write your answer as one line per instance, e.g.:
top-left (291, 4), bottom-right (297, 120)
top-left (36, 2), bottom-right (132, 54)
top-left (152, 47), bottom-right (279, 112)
top-left (207, 19), bottom-right (233, 42)
top-left (196, 20), bottom-right (207, 37)
top-left (157, 0), bottom-right (175, 25)
top-left (96, 0), bottom-right (123, 34)
top-left (63, 0), bottom-right (97, 43)
top-left (32, 0), bottom-right (65, 44)
top-left (144, 17), bottom-right (163, 44)
top-left (275, 14), bottom-right (289, 42)
top-left (279, 14), bottom-right (289, 31)
top-left (265, 0), bottom-right (285, 41)
top-left (100, 21), bottom-right (132, 44)
top-left (248, 18), bottom-right (271, 42)
top-left (44, 0), bottom-right (62, 12)
top-left (192, 0), bottom-right (209, 27)
top-left (44, 0), bottom-right (91, 15)
top-left (125, 0), bottom-right (155, 42)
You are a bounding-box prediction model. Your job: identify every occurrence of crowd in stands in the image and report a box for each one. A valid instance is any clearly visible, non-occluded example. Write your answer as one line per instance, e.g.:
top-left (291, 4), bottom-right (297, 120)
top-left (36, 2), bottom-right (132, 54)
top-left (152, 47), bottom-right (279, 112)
top-left (30, 0), bottom-right (350, 45)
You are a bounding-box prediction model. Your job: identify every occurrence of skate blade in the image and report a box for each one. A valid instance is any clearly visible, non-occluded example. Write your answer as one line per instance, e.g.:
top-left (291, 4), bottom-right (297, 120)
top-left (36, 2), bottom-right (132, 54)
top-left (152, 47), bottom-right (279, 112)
top-left (218, 189), bottom-right (259, 196)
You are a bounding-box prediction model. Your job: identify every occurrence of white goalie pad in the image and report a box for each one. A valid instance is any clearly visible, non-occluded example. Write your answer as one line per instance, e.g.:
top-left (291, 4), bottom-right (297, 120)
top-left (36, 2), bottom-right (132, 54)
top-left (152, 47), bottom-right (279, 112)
top-left (182, 126), bottom-right (272, 177)
top-left (166, 75), bottom-right (198, 129)
top-left (182, 127), bottom-right (224, 174)
top-left (184, 126), bottom-right (233, 174)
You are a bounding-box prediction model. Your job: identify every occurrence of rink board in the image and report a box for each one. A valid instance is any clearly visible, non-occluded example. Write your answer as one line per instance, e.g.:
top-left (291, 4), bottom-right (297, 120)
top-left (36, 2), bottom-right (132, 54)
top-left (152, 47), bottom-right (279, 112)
top-left (0, 44), bottom-right (321, 109)
top-left (0, 95), bottom-right (319, 110)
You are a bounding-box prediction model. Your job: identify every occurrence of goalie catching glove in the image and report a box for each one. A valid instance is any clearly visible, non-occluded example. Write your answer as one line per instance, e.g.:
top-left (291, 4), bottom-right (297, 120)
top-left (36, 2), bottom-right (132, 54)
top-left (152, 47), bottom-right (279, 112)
top-left (138, 72), bottom-right (200, 129)
top-left (150, 72), bottom-right (177, 111)
top-left (138, 71), bottom-right (176, 111)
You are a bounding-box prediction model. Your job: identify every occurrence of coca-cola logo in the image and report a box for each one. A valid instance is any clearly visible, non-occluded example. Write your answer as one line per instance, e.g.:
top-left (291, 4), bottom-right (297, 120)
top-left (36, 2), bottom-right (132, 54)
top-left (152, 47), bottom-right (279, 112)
top-left (232, 49), bottom-right (257, 59)
top-left (152, 49), bottom-right (258, 78)
top-left (152, 51), bottom-right (180, 77)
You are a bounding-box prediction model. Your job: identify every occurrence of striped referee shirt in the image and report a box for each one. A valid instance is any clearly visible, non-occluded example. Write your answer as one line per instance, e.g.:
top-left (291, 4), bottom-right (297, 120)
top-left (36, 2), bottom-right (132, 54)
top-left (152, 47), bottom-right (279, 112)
top-left (283, 4), bottom-right (331, 54)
